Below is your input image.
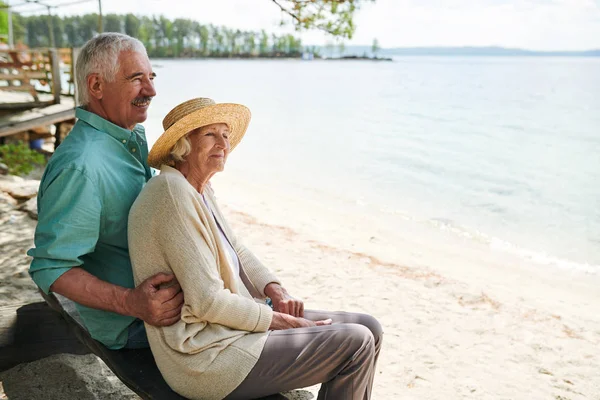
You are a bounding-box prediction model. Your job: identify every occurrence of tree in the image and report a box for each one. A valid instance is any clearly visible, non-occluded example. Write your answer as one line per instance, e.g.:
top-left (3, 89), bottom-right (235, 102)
top-left (0, 1), bottom-right (8, 38)
top-left (138, 16), bottom-right (154, 52)
top-left (50, 14), bottom-right (65, 47)
top-left (337, 41), bottom-right (345, 57)
top-left (371, 38), bottom-right (380, 57)
top-left (172, 18), bottom-right (192, 57)
top-left (259, 30), bottom-right (269, 56)
top-left (124, 13), bottom-right (140, 38)
top-left (244, 31), bottom-right (257, 56)
top-left (325, 41), bottom-right (334, 58)
top-left (12, 12), bottom-right (309, 59)
top-left (153, 15), bottom-right (173, 57)
top-left (270, 0), bottom-right (374, 39)
top-left (11, 13), bottom-right (26, 44)
top-left (104, 14), bottom-right (123, 33)
top-left (64, 16), bottom-right (78, 46)
top-left (289, 35), bottom-right (302, 55)
top-left (212, 26), bottom-right (224, 56)
top-left (78, 14), bottom-right (99, 45)
top-left (196, 23), bottom-right (210, 56)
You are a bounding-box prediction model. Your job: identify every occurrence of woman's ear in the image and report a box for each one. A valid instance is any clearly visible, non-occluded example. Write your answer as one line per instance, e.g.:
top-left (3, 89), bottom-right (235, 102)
top-left (87, 73), bottom-right (103, 100)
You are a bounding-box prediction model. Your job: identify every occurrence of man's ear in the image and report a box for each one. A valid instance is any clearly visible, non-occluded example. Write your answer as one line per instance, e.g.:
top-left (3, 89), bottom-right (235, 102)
top-left (87, 73), bottom-right (103, 100)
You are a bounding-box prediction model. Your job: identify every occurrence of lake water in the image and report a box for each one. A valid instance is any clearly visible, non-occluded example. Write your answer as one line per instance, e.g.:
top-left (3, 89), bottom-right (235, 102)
top-left (144, 57), bottom-right (600, 273)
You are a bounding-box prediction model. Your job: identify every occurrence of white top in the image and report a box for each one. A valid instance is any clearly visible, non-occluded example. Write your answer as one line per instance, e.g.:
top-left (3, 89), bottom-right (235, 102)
top-left (210, 202), bottom-right (241, 278)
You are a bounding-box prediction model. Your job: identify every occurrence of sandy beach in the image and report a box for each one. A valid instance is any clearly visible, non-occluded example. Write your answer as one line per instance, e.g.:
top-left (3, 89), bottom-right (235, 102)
top-left (1, 171), bottom-right (600, 399)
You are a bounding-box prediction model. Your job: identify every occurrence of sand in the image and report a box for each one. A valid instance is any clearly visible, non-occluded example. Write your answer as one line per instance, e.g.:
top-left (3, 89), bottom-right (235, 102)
top-left (1, 172), bottom-right (599, 399)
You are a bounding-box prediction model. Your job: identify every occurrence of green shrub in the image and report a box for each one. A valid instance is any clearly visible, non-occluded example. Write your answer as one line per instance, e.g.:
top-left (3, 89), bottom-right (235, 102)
top-left (0, 141), bottom-right (46, 177)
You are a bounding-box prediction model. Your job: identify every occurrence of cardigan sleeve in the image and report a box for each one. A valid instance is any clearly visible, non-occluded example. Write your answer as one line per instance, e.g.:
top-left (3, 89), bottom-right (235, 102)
top-left (204, 186), bottom-right (281, 298)
top-left (235, 244), bottom-right (281, 298)
top-left (157, 177), bottom-right (272, 332)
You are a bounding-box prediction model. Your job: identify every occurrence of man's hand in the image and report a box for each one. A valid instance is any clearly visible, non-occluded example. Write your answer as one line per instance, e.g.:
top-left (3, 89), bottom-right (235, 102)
top-left (264, 283), bottom-right (304, 317)
top-left (269, 311), bottom-right (332, 330)
top-left (124, 272), bottom-right (184, 326)
top-left (49, 268), bottom-right (184, 326)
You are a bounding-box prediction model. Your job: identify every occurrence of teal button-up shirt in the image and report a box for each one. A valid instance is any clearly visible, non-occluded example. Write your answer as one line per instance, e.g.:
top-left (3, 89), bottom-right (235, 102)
top-left (28, 107), bottom-right (153, 349)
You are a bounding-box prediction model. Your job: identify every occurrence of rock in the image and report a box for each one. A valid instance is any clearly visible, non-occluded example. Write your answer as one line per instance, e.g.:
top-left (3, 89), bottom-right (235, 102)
top-left (0, 354), bottom-right (137, 400)
top-left (0, 162), bottom-right (8, 175)
top-left (18, 197), bottom-right (38, 220)
top-left (0, 191), bottom-right (17, 205)
top-left (0, 191), bottom-right (17, 214)
top-left (0, 174), bottom-right (24, 184)
top-left (0, 179), bottom-right (40, 200)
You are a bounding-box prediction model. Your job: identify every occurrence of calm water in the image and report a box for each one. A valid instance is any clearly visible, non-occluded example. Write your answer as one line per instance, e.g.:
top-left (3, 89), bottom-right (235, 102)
top-left (144, 57), bottom-right (600, 272)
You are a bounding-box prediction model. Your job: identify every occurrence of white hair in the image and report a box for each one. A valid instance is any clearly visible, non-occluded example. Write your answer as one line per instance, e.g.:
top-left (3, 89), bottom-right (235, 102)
top-left (170, 134), bottom-right (192, 163)
top-left (76, 33), bottom-right (147, 106)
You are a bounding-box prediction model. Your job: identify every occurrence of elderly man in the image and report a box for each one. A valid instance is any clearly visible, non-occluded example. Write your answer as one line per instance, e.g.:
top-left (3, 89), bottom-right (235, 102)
top-left (28, 33), bottom-right (183, 349)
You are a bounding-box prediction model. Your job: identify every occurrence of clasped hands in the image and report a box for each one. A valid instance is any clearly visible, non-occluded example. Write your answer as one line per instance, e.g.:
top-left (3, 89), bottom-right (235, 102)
top-left (124, 275), bottom-right (332, 330)
top-left (265, 282), bottom-right (332, 330)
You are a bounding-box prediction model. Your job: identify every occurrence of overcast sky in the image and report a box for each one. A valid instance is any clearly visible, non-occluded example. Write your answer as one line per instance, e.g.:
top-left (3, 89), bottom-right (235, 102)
top-left (13, 0), bottom-right (600, 50)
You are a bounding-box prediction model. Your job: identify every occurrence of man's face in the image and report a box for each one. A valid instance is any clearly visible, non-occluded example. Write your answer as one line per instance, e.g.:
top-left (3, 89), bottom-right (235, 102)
top-left (100, 51), bottom-right (156, 130)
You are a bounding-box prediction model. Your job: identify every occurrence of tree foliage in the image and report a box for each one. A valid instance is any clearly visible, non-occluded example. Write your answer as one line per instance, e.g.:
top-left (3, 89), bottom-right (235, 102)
top-left (5, 0), bottom-right (377, 54)
top-left (0, 141), bottom-right (46, 176)
top-left (271, 0), bottom-right (374, 39)
top-left (371, 38), bottom-right (379, 56)
top-left (14, 13), bottom-right (305, 58)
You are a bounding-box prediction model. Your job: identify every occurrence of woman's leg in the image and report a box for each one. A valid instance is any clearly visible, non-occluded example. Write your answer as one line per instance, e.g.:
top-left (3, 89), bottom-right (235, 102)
top-left (225, 322), bottom-right (376, 400)
top-left (304, 310), bottom-right (383, 398)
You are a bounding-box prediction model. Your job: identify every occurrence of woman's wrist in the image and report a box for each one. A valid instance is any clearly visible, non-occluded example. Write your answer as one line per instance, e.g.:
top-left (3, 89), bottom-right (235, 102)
top-left (269, 311), bottom-right (293, 330)
top-left (264, 282), bottom-right (286, 300)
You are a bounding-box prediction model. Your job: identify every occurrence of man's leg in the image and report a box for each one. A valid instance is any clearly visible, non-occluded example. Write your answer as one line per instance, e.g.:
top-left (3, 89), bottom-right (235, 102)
top-left (123, 319), bottom-right (149, 349)
top-left (225, 323), bottom-right (376, 400)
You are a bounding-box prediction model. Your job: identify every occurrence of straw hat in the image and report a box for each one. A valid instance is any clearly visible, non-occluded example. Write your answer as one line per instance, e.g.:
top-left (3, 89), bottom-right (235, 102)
top-left (148, 98), bottom-right (251, 168)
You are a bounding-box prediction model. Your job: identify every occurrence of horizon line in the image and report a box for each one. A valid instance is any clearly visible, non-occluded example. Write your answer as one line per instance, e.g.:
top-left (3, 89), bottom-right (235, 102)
top-left (307, 44), bottom-right (600, 53)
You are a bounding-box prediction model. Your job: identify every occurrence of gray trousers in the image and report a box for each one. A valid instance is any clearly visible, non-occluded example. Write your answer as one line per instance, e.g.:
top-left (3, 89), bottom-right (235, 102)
top-left (225, 310), bottom-right (383, 400)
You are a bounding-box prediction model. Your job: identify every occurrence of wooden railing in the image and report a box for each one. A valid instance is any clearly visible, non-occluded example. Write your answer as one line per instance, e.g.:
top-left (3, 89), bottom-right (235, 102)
top-left (0, 48), bottom-right (76, 110)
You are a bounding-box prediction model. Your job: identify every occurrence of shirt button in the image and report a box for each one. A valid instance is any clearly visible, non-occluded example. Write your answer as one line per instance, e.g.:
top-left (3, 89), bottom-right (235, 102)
top-left (122, 140), bottom-right (127, 144)
top-left (131, 148), bottom-right (136, 152)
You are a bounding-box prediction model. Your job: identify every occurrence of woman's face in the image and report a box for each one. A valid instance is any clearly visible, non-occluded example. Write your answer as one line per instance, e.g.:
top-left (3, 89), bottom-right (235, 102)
top-left (186, 123), bottom-right (231, 177)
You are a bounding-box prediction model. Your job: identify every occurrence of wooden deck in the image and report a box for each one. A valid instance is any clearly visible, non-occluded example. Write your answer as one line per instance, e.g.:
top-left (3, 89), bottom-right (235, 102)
top-left (0, 94), bottom-right (75, 139)
top-left (0, 48), bottom-right (77, 146)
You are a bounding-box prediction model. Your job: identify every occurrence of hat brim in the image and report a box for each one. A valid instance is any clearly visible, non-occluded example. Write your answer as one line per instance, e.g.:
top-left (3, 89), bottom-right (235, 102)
top-left (148, 103), bottom-right (251, 169)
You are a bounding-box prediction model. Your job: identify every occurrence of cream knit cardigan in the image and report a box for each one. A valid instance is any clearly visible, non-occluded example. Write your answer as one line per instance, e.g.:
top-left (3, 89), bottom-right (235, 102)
top-left (128, 165), bottom-right (279, 400)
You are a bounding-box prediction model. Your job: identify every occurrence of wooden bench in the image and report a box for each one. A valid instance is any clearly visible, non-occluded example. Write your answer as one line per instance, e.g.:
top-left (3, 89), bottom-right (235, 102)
top-left (38, 290), bottom-right (188, 399)
top-left (34, 291), bottom-right (289, 400)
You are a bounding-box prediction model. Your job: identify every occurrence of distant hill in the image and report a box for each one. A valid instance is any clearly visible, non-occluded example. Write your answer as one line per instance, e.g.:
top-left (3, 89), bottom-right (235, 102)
top-left (315, 45), bottom-right (600, 58)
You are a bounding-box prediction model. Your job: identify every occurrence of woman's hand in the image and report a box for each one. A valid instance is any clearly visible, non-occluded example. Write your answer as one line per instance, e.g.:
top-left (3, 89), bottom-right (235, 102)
top-left (264, 283), bottom-right (304, 317)
top-left (269, 311), bottom-right (332, 330)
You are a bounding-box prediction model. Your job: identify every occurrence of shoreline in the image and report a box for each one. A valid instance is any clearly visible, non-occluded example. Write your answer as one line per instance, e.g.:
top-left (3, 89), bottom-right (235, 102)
top-left (214, 173), bottom-right (600, 398)
top-left (2, 173), bottom-right (600, 399)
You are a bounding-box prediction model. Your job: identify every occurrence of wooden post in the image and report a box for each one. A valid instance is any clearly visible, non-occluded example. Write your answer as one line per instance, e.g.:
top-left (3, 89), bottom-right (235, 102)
top-left (54, 122), bottom-right (62, 150)
top-left (46, 6), bottom-right (56, 48)
top-left (8, 7), bottom-right (14, 48)
top-left (71, 47), bottom-right (80, 106)
top-left (97, 0), bottom-right (103, 33)
top-left (49, 48), bottom-right (61, 105)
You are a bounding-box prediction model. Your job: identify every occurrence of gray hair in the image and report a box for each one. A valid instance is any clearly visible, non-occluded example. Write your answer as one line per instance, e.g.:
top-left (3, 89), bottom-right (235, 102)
top-left (170, 134), bottom-right (192, 163)
top-left (76, 33), bottom-right (147, 106)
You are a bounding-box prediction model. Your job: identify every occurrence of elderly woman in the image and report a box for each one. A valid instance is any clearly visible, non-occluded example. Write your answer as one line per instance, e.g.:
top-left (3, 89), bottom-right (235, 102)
top-left (128, 98), bottom-right (382, 400)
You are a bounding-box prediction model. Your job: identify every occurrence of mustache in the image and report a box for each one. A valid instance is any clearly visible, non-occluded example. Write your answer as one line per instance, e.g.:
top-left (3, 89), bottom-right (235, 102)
top-left (132, 97), bottom-right (153, 105)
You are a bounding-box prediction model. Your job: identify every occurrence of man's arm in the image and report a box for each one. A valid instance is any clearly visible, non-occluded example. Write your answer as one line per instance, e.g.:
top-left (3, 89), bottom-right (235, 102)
top-left (29, 168), bottom-right (183, 326)
top-left (51, 268), bottom-right (184, 326)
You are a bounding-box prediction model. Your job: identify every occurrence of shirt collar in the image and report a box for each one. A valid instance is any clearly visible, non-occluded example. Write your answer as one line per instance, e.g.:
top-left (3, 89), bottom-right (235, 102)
top-left (75, 107), bottom-right (145, 141)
